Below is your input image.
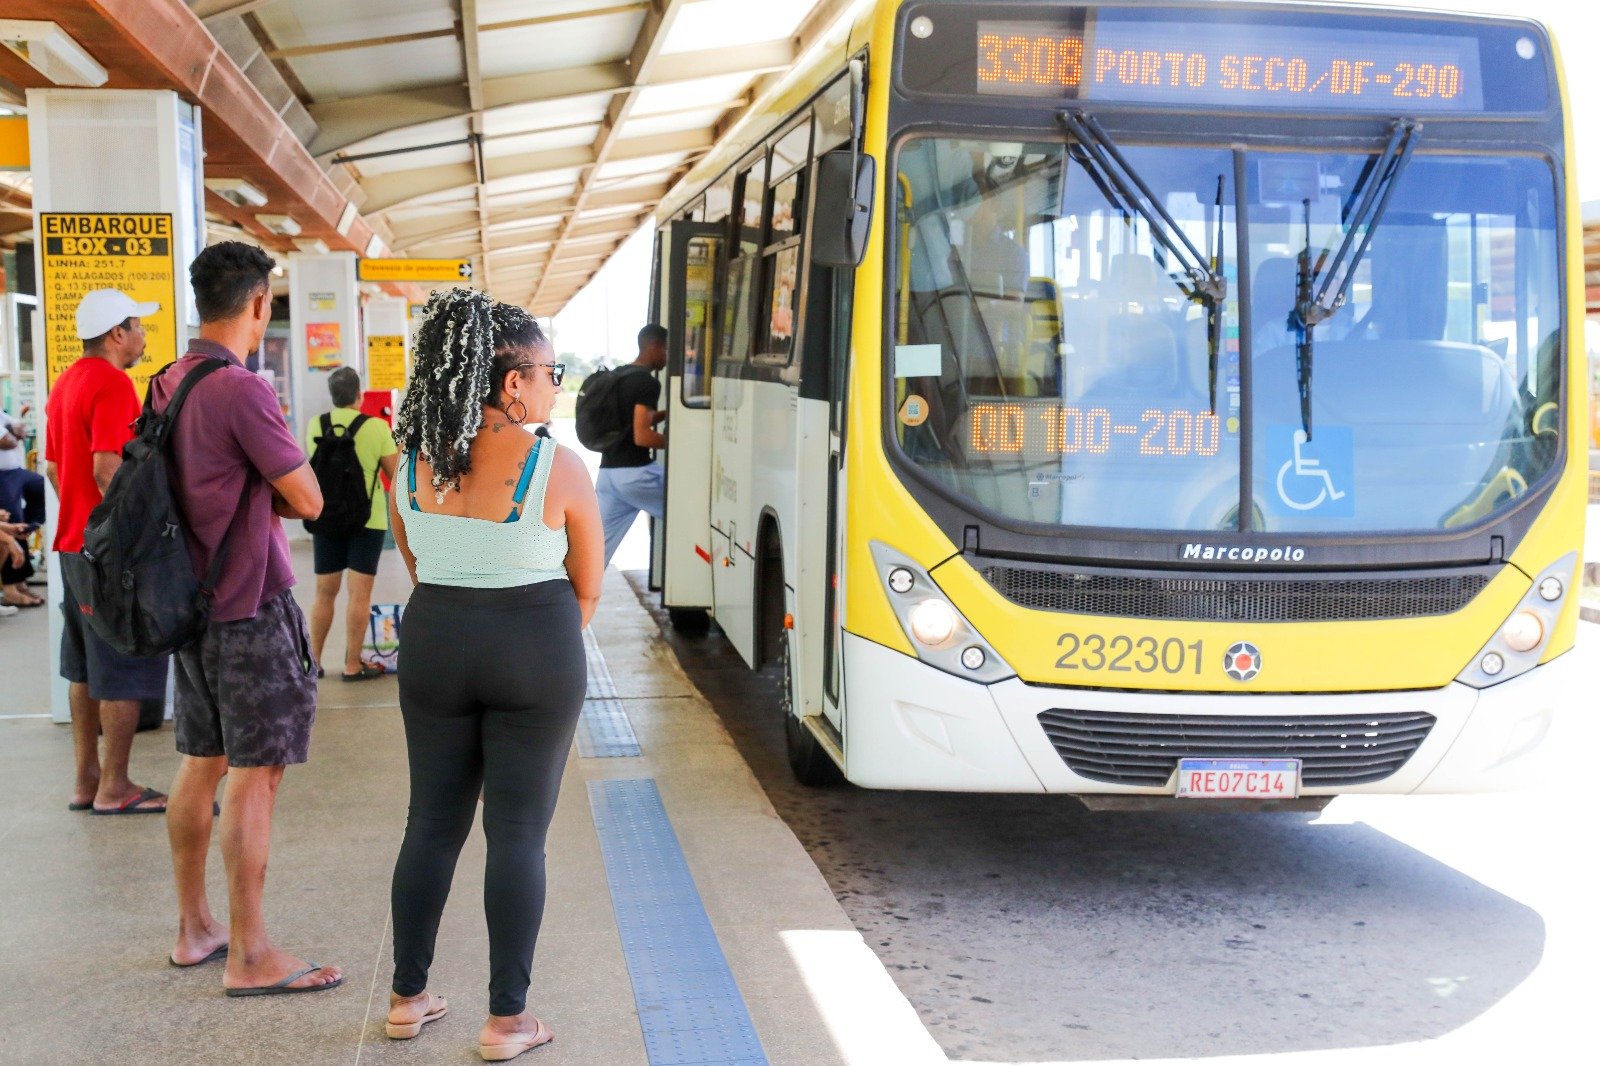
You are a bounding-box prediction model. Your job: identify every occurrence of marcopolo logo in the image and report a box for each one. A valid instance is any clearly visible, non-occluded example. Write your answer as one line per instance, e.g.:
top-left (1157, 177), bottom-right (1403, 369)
top-left (1223, 642), bottom-right (1263, 682)
top-left (1181, 543), bottom-right (1306, 563)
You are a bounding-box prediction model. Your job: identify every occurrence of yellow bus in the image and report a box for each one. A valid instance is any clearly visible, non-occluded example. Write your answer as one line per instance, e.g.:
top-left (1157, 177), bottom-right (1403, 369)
top-left (648, 0), bottom-right (1585, 806)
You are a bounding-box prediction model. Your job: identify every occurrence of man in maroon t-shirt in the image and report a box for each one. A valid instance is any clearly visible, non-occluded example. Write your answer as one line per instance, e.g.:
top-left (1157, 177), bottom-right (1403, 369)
top-left (157, 242), bottom-right (340, 997)
top-left (44, 289), bottom-right (171, 815)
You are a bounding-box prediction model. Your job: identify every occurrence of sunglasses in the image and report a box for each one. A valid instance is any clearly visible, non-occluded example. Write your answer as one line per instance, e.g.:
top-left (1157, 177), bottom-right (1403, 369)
top-left (511, 361), bottom-right (565, 387)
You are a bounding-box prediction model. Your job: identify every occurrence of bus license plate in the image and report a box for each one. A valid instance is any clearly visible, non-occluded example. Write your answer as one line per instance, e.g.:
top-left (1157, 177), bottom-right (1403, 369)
top-left (1176, 759), bottom-right (1301, 799)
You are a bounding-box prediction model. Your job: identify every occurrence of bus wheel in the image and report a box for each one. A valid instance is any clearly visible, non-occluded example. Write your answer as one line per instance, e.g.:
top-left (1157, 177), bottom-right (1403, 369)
top-left (781, 633), bottom-right (844, 787)
top-left (667, 607), bottom-right (711, 634)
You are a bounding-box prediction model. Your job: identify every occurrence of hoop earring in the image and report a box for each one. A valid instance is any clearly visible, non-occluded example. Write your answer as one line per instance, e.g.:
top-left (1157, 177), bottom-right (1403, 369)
top-left (507, 397), bottom-right (528, 424)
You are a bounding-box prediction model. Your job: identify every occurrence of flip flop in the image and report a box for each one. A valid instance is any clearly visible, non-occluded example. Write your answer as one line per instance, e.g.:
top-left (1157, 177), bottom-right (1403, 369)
top-left (169, 943), bottom-right (229, 968)
top-left (341, 662), bottom-right (385, 682)
top-left (224, 963), bottom-right (342, 998)
top-left (91, 786), bottom-right (167, 815)
top-left (78, 796), bottom-right (217, 814)
top-left (386, 993), bottom-right (448, 1039)
top-left (479, 1018), bottom-right (552, 1061)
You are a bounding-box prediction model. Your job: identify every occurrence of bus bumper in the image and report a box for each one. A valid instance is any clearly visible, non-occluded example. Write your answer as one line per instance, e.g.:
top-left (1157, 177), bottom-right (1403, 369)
top-left (842, 634), bottom-right (1574, 795)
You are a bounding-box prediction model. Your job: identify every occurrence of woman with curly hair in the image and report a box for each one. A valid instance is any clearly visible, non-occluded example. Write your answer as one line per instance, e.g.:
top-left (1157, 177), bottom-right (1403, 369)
top-left (384, 288), bottom-right (602, 1061)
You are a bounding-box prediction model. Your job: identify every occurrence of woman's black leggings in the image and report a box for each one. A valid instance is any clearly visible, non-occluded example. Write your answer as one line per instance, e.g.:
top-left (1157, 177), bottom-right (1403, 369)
top-left (390, 580), bottom-right (586, 1017)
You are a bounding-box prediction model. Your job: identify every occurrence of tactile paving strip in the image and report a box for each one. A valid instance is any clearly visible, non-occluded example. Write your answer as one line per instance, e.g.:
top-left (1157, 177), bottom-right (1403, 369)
top-left (578, 629), bottom-right (640, 758)
top-left (588, 779), bottom-right (769, 1066)
top-left (585, 627), bottom-right (619, 699)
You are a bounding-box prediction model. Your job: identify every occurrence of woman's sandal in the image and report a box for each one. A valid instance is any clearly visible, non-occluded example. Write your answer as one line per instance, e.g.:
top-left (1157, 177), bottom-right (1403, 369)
top-left (386, 992), bottom-right (448, 1039)
top-left (479, 1017), bottom-right (553, 1061)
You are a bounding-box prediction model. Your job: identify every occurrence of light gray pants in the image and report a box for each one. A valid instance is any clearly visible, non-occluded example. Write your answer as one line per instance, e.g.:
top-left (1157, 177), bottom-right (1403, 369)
top-left (596, 461), bottom-right (665, 566)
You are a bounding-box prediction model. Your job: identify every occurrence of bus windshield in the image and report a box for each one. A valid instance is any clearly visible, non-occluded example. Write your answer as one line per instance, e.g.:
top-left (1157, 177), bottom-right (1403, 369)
top-left (891, 136), bottom-right (1562, 535)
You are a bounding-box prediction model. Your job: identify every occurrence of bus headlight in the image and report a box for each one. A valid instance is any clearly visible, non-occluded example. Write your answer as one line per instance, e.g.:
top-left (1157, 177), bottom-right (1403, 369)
top-left (1457, 553), bottom-right (1575, 689)
top-left (1499, 610), bottom-right (1544, 653)
top-left (870, 541), bottom-right (1016, 684)
top-left (909, 600), bottom-right (958, 647)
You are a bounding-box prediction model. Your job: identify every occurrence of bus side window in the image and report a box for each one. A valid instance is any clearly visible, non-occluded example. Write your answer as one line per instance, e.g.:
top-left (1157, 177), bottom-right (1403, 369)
top-left (756, 118), bottom-right (813, 368)
top-left (718, 156), bottom-right (769, 369)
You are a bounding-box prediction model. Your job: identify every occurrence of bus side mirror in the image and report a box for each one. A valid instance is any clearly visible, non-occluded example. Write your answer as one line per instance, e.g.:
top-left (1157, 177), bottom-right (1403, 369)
top-left (813, 148), bottom-right (875, 269)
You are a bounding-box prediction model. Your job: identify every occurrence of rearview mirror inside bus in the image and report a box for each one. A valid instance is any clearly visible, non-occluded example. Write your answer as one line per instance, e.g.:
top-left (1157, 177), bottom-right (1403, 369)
top-left (813, 148), bottom-right (876, 268)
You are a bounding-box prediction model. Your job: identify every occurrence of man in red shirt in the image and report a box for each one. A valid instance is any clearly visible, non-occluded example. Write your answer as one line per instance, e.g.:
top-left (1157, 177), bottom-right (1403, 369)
top-left (44, 288), bottom-right (171, 815)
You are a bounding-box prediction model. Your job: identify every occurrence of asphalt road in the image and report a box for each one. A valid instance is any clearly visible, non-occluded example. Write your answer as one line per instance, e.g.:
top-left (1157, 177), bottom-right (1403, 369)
top-left (627, 573), bottom-right (1597, 1065)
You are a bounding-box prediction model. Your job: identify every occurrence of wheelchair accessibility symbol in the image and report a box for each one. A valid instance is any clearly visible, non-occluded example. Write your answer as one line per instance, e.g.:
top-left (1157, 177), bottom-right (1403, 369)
top-left (1267, 426), bottom-right (1354, 517)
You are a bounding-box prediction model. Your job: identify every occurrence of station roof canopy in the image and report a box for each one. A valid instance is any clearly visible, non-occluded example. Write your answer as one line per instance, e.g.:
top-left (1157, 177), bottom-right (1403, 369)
top-left (215, 0), bottom-right (858, 314)
top-left (0, 0), bottom-right (859, 315)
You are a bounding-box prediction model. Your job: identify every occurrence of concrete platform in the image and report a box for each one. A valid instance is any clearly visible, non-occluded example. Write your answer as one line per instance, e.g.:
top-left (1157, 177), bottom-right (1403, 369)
top-left (0, 545), bottom-right (938, 1065)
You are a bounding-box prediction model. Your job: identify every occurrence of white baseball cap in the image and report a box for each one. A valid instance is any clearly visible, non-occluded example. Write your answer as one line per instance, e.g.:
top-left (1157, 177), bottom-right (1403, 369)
top-left (76, 288), bottom-right (160, 340)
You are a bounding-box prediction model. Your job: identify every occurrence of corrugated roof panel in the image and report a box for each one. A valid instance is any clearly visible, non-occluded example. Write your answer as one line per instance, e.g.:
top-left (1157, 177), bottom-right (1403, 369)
top-left (476, 11), bottom-right (645, 81)
top-left (352, 143), bottom-right (476, 178)
top-left (633, 73), bottom-right (761, 116)
top-left (254, 0), bottom-right (454, 50)
top-left (660, 0), bottom-right (813, 54)
top-left (488, 167), bottom-right (591, 198)
top-left (595, 153), bottom-right (700, 184)
top-left (284, 39), bottom-right (466, 101)
top-left (482, 93), bottom-right (615, 137)
top-left (486, 125), bottom-right (606, 159)
top-left (624, 107), bottom-right (733, 141)
top-left (336, 117), bottom-right (474, 160)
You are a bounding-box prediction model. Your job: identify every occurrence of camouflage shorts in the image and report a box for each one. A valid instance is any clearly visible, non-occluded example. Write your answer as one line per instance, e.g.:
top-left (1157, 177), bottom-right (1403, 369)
top-left (174, 590), bottom-right (319, 767)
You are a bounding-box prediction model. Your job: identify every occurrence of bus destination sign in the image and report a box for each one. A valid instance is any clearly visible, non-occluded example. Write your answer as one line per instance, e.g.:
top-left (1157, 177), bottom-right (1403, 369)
top-left (975, 19), bottom-right (1485, 111)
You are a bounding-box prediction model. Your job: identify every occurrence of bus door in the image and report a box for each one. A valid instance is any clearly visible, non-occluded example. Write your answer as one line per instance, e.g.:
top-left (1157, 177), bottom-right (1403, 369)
top-left (794, 264), bottom-right (851, 734)
top-left (658, 221), bottom-right (724, 610)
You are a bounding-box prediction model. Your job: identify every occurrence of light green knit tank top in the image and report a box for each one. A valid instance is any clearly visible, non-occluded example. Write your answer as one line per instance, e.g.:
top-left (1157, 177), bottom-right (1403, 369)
top-left (398, 437), bottom-right (568, 588)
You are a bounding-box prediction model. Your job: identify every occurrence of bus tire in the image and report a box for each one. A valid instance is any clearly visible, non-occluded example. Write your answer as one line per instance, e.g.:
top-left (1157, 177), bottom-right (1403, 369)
top-left (781, 633), bottom-right (844, 787)
top-left (667, 606), bottom-right (711, 634)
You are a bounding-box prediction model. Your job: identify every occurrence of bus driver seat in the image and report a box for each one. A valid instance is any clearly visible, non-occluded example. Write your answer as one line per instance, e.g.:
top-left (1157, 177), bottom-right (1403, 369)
top-left (1086, 252), bottom-right (1187, 403)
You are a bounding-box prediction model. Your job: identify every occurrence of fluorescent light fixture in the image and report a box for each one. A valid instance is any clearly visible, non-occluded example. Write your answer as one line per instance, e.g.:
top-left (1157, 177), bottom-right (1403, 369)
top-left (294, 237), bottom-right (330, 255)
top-left (256, 213), bottom-right (301, 237)
top-left (365, 235), bottom-right (386, 258)
top-left (205, 177), bottom-right (268, 209)
top-left (336, 201), bottom-right (358, 236)
top-left (0, 20), bottom-right (107, 87)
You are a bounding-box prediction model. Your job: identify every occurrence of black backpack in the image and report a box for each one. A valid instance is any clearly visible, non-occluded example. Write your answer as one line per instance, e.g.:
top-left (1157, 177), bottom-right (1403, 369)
top-left (304, 412), bottom-right (375, 537)
top-left (574, 365), bottom-right (647, 452)
top-left (59, 358), bottom-right (247, 658)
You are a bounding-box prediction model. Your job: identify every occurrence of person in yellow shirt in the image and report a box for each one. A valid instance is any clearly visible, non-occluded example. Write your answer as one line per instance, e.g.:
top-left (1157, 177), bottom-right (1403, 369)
top-left (305, 368), bottom-right (398, 680)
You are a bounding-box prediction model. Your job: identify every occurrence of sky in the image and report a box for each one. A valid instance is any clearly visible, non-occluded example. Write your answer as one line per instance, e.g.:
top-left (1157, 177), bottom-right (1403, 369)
top-left (554, 0), bottom-right (1600, 360)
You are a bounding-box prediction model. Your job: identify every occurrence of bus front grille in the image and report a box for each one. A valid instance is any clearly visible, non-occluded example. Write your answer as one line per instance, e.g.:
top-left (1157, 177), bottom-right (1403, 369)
top-left (1037, 708), bottom-right (1437, 788)
top-left (980, 565), bottom-right (1493, 622)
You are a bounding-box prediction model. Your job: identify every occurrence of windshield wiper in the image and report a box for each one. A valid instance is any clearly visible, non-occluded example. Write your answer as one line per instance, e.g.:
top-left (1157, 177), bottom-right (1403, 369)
top-left (1060, 110), bottom-right (1229, 409)
top-left (1292, 119), bottom-right (1420, 438)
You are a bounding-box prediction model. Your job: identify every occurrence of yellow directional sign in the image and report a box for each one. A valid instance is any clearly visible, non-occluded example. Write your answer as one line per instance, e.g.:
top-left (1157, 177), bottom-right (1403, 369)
top-left (358, 258), bottom-right (474, 283)
top-left (40, 213), bottom-right (178, 395)
top-left (0, 116), bottom-right (27, 170)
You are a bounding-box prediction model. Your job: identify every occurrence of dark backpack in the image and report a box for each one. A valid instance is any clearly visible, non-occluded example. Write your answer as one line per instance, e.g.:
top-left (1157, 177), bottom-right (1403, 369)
top-left (304, 412), bottom-right (376, 537)
top-left (59, 358), bottom-right (247, 658)
top-left (574, 365), bottom-right (647, 452)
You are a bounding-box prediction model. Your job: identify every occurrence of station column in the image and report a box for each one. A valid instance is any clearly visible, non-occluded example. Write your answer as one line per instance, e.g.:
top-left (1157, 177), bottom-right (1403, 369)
top-left (26, 88), bottom-right (203, 724)
top-left (287, 251), bottom-right (360, 445)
